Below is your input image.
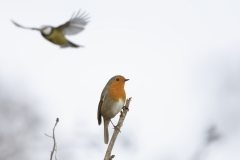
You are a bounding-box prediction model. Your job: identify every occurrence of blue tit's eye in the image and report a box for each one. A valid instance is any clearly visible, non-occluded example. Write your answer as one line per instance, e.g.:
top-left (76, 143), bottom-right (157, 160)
top-left (116, 78), bottom-right (119, 81)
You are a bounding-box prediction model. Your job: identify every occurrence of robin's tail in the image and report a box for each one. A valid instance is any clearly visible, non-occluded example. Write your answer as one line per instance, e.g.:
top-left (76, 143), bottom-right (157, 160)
top-left (104, 119), bottom-right (110, 144)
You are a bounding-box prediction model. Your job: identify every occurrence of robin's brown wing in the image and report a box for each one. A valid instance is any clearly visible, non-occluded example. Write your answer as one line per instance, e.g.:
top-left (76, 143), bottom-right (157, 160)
top-left (97, 98), bottom-right (103, 125)
top-left (97, 86), bottom-right (109, 125)
top-left (11, 20), bottom-right (40, 31)
top-left (56, 10), bottom-right (90, 36)
top-left (97, 79), bottom-right (112, 125)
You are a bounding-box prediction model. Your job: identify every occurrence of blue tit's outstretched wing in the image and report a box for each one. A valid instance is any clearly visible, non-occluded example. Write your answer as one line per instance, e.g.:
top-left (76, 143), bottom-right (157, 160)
top-left (11, 20), bottom-right (40, 31)
top-left (56, 10), bottom-right (90, 36)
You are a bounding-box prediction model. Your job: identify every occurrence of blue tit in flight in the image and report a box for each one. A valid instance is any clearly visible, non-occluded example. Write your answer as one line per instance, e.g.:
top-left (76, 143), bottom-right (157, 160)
top-left (12, 10), bottom-right (90, 48)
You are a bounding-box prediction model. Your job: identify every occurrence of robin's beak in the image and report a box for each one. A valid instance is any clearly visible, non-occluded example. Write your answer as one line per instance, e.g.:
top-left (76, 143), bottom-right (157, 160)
top-left (125, 79), bottom-right (129, 81)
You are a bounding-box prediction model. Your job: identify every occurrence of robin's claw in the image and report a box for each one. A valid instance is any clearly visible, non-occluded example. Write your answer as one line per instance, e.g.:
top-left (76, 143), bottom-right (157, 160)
top-left (113, 125), bottom-right (121, 133)
top-left (122, 106), bottom-right (129, 111)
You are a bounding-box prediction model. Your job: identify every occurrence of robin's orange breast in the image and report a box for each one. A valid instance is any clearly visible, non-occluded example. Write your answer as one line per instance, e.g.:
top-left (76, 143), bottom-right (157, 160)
top-left (109, 82), bottom-right (126, 102)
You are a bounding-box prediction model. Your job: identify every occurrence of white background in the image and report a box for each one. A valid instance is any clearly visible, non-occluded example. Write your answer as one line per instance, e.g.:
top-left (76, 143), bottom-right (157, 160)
top-left (0, 0), bottom-right (240, 160)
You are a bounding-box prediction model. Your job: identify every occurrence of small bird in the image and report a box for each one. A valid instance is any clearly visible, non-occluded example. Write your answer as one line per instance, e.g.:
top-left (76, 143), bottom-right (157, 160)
top-left (97, 75), bottom-right (129, 144)
top-left (12, 10), bottom-right (89, 48)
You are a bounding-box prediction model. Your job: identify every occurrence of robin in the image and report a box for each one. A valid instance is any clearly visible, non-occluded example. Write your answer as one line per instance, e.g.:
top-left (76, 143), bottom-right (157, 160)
top-left (97, 75), bottom-right (129, 144)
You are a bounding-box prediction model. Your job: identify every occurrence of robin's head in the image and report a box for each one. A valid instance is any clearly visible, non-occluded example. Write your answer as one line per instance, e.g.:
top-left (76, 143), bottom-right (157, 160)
top-left (108, 75), bottom-right (129, 86)
top-left (107, 75), bottom-right (129, 101)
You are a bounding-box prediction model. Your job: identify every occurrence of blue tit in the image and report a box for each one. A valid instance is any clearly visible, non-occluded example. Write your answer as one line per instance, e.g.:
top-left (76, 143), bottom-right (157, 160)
top-left (12, 10), bottom-right (90, 48)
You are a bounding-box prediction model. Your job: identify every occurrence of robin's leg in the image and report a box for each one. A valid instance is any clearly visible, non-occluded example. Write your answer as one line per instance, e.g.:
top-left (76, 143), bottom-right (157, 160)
top-left (110, 119), bottom-right (115, 127)
top-left (110, 119), bottom-right (121, 133)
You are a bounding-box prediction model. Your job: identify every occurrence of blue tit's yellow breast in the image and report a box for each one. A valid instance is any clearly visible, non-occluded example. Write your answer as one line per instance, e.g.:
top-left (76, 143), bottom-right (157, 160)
top-left (43, 29), bottom-right (68, 45)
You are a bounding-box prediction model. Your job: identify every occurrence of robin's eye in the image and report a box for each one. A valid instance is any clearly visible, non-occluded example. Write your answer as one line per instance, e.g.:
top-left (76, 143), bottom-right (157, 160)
top-left (116, 78), bottom-right (119, 81)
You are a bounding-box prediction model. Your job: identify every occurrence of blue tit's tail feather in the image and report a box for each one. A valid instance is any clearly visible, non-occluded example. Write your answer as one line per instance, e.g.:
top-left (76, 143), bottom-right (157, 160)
top-left (60, 40), bottom-right (84, 48)
top-left (68, 40), bottom-right (80, 48)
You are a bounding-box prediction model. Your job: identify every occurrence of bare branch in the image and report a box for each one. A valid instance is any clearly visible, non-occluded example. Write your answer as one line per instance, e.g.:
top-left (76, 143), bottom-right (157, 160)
top-left (104, 98), bottom-right (132, 160)
top-left (45, 118), bottom-right (59, 160)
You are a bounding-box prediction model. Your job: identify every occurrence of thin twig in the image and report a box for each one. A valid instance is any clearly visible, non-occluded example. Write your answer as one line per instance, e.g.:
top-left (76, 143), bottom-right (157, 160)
top-left (55, 144), bottom-right (58, 160)
top-left (44, 133), bottom-right (53, 138)
top-left (109, 155), bottom-right (115, 160)
top-left (45, 118), bottom-right (59, 160)
top-left (104, 98), bottom-right (132, 160)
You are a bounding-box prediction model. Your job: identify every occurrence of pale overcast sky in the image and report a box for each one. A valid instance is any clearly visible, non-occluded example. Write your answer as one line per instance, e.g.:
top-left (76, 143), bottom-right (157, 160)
top-left (0, 0), bottom-right (240, 160)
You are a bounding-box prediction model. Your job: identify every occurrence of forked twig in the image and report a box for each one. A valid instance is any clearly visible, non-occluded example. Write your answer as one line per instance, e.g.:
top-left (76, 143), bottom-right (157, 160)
top-left (104, 98), bottom-right (132, 160)
top-left (45, 118), bottom-right (59, 160)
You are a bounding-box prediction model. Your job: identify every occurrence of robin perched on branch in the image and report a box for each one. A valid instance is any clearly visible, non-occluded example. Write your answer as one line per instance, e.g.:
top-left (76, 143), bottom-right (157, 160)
top-left (97, 75), bottom-right (129, 144)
